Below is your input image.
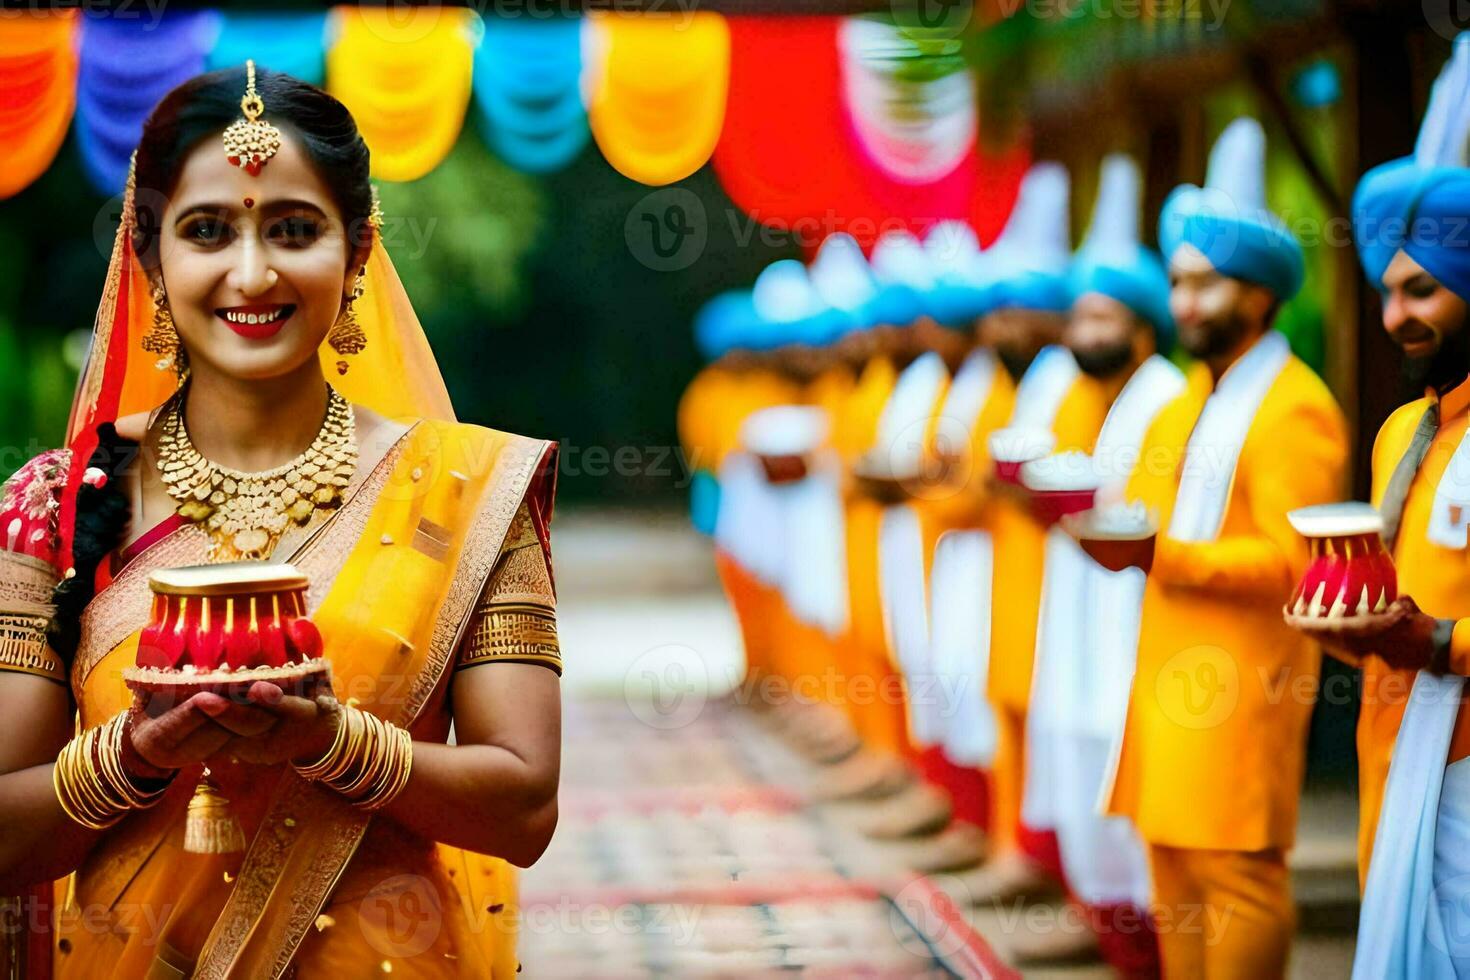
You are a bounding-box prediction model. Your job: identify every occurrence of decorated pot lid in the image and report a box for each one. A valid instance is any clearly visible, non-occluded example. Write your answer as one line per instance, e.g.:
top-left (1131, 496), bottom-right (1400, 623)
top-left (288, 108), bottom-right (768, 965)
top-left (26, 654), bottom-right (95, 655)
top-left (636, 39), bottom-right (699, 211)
top-left (1286, 502), bottom-right (1384, 538)
top-left (149, 562), bottom-right (308, 597)
top-left (1020, 451), bottom-right (1100, 492)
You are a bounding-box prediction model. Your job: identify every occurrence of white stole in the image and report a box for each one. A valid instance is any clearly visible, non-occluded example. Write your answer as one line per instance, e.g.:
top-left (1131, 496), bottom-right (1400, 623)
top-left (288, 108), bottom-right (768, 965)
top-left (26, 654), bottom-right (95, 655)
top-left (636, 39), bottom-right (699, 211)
top-left (873, 354), bottom-right (952, 745)
top-left (1354, 672), bottom-right (1469, 979)
top-left (1023, 355), bottom-right (1186, 905)
top-left (929, 348), bottom-right (999, 459)
top-left (1167, 330), bottom-right (1290, 543)
top-left (879, 503), bottom-right (942, 745)
top-left (873, 351), bottom-right (950, 473)
top-left (930, 529), bottom-right (997, 765)
top-left (777, 451), bottom-right (849, 636)
top-left (1010, 345), bottom-right (1080, 433)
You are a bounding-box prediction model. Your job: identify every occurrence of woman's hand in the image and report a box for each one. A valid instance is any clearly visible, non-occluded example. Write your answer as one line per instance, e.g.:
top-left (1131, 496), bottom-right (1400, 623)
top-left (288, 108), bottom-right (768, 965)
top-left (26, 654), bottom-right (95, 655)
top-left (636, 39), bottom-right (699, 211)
top-left (209, 681), bottom-right (340, 767)
top-left (125, 691), bottom-right (241, 776)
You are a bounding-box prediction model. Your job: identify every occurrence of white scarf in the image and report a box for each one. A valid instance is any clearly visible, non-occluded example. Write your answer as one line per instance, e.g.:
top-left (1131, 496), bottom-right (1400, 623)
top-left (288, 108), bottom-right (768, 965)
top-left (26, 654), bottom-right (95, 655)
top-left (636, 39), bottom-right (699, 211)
top-left (929, 529), bottom-right (997, 765)
top-left (1023, 355), bottom-right (1186, 905)
top-left (1009, 345), bottom-right (1080, 433)
top-left (930, 348), bottom-right (999, 457)
top-left (1167, 330), bottom-right (1291, 542)
top-left (873, 351), bottom-right (950, 473)
top-left (1354, 672), bottom-right (1469, 978)
top-left (1024, 358), bottom-right (1185, 810)
top-left (776, 452), bottom-right (848, 636)
top-left (878, 502), bottom-right (943, 745)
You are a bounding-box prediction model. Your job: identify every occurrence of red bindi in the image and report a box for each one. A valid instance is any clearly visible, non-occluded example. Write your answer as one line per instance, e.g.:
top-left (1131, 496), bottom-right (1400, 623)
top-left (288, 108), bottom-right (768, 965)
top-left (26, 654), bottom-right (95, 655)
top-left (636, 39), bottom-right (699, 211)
top-left (243, 197), bottom-right (255, 209)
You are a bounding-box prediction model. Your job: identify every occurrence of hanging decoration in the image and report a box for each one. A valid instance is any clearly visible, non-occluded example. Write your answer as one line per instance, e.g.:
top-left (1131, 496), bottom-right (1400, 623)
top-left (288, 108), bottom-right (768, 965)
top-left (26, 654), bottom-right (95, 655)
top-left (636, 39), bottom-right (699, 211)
top-left (839, 18), bottom-right (976, 184)
top-left (0, 10), bottom-right (79, 200)
top-left (712, 17), bottom-right (867, 237)
top-left (207, 11), bottom-right (328, 85)
top-left (472, 16), bottom-right (588, 174)
top-left (75, 11), bottom-right (214, 195)
top-left (586, 12), bottom-right (730, 186)
top-left (327, 6), bottom-right (477, 183)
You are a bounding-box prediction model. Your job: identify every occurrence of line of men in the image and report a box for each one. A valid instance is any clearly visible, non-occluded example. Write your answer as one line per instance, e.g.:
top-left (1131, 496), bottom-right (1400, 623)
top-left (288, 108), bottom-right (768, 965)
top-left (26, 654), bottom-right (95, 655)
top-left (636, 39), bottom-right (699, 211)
top-left (679, 34), bottom-right (1470, 977)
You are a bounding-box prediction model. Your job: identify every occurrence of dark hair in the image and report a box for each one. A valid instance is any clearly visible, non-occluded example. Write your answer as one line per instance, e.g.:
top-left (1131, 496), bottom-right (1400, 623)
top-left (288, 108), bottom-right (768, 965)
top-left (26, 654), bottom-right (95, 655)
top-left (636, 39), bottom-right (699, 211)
top-left (131, 65), bottom-right (373, 269)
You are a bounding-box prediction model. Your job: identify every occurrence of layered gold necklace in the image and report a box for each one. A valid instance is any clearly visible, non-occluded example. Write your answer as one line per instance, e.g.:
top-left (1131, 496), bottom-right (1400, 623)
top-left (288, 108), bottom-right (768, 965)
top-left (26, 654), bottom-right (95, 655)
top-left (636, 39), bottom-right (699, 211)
top-left (157, 385), bottom-right (358, 561)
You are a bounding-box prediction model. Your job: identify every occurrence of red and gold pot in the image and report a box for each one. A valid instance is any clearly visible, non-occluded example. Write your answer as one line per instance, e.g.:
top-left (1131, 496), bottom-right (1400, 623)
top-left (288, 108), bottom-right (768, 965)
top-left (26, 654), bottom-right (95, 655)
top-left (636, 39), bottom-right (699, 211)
top-left (123, 562), bottom-right (331, 699)
top-left (1020, 451), bottom-right (1101, 526)
top-left (1284, 502), bottom-right (1397, 627)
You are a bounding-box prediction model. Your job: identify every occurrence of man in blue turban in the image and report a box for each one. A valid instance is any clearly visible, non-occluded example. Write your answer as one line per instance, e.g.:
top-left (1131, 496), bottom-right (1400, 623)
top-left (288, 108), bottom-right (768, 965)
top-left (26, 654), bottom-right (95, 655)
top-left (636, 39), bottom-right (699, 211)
top-left (1015, 155), bottom-right (1184, 973)
top-left (1159, 117), bottom-right (1304, 376)
top-left (1104, 117), bottom-right (1348, 979)
top-left (1291, 33), bottom-right (1470, 980)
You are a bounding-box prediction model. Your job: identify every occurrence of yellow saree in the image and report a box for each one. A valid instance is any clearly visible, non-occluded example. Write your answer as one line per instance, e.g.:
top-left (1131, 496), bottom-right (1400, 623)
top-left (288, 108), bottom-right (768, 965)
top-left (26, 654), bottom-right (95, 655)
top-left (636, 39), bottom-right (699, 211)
top-left (58, 418), bottom-right (555, 979)
top-left (0, 146), bottom-right (560, 978)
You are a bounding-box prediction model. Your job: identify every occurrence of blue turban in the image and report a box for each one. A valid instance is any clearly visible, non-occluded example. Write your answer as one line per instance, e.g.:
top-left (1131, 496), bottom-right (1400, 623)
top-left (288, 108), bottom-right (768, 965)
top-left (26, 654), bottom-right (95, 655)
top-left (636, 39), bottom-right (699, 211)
top-left (1158, 186), bottom-right (1305, 301)
top-left (924, 280), bottom-right (996, 328)
top-left (1070, 245), bottom-right (1176, 353)
top-left (1353, 158), bottom-right (1470, 302)
top-left (693, 290), bottom-right (754, 359)
top-left (986, 271), bottom-right (1072, 315)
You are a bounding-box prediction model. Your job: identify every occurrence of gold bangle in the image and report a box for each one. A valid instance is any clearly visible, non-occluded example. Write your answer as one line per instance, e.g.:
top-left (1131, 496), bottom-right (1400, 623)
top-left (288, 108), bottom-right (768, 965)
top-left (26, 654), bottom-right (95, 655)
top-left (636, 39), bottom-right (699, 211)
top-left (53, 714), bottom-right (168, 831)
top-left (294, 699), bottom-right (347, 781)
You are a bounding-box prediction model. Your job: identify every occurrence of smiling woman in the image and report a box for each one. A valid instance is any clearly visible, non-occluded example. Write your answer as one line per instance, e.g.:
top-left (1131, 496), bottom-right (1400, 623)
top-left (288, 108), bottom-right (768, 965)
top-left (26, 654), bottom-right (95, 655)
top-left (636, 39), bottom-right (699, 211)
top-left (0, 64), bottom-right (560, 979)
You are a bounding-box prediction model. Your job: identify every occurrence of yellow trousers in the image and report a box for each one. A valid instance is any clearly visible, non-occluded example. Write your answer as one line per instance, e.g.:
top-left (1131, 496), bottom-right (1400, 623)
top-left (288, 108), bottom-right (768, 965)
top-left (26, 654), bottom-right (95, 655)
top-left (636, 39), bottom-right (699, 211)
top-left (991, 703), bottom-right (1025, 854)
top-left (1147, 844), bottom-right (1293, 980)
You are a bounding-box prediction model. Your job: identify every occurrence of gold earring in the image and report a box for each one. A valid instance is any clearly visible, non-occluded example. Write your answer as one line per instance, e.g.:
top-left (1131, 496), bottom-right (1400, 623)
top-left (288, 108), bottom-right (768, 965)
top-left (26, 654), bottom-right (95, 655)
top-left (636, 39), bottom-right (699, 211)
top-left (143, 279), bottom-right (185, 377)
top-left (327, 272), bottom-right (367, 375)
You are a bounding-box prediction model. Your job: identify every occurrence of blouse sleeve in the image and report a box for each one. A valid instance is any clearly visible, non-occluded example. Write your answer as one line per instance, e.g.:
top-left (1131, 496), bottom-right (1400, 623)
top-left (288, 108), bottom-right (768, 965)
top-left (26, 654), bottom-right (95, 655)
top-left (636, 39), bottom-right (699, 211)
top-left (454, 499), bottom-right (561, 676)
top-left (0, 449), bottom-right (72, 683)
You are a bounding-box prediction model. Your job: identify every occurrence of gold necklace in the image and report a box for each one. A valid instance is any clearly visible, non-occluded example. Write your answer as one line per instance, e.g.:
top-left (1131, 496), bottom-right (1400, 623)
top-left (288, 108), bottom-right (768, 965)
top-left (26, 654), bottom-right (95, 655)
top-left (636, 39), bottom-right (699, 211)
top-left (157, 386), bottom-right (358, 561)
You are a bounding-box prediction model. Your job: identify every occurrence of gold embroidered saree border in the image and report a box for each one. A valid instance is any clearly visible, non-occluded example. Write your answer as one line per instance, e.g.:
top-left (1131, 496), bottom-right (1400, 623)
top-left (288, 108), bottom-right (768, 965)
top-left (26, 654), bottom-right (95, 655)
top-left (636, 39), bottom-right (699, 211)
top-left (193, 433), bottom-right (551, 980)
top-left (71, 425), bottom-right (416, 693)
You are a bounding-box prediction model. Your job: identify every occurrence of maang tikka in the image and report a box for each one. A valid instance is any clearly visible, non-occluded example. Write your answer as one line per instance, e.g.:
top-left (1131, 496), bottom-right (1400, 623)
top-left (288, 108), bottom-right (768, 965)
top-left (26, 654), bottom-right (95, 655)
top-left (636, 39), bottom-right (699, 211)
top-left (221, 60), bottom-right (281, 176)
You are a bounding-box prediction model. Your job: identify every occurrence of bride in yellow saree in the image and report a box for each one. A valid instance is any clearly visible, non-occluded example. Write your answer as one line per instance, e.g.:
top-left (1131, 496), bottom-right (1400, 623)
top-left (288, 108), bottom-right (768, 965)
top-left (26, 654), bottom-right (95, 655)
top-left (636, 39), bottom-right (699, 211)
top-left (0, 65), bottom-right (560, 979)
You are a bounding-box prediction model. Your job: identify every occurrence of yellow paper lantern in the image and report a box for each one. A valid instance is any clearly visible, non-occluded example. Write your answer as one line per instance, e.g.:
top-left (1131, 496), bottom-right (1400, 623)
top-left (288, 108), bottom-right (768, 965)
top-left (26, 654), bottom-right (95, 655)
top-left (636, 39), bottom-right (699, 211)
top-left (587, 12), bottom-right (730, 186)
top-left (327, 6), bottom-right (476, 182)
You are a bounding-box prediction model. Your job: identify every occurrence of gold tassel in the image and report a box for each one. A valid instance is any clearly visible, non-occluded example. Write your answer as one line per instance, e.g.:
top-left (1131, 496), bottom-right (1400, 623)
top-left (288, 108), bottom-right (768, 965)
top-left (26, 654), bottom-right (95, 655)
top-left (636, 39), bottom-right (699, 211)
top-left (184, 773), bottom-right (245, 854)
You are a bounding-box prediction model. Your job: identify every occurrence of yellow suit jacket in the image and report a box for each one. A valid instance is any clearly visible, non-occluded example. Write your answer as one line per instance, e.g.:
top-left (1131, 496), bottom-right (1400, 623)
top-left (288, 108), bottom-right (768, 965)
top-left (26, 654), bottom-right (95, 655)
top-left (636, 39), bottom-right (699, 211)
top-left (1357, 380), bottom-right (1470, 882)
top-left (1106, 354), bottom-right (1348, 851)
top-left (986, 373), bottom-right (1110, 713)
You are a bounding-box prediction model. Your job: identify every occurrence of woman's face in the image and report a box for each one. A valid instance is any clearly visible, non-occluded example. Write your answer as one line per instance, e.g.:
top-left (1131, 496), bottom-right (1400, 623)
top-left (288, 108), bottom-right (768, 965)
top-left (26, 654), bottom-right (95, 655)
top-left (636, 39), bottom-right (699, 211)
top-left (155, 133), bottom-right (358, 382)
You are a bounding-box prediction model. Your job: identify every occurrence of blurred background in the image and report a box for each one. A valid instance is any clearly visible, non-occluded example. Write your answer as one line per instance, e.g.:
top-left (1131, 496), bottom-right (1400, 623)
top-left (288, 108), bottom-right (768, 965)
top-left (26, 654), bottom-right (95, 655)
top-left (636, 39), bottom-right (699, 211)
top-left (1, 3), bottom-right (1457, 973)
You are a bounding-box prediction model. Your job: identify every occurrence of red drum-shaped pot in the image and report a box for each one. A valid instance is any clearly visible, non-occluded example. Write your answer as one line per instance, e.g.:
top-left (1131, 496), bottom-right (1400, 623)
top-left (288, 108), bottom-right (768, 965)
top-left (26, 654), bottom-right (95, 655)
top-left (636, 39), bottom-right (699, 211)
top-left (1020, 451), bottom-right (1100, 526)
top-left (127, 562), bottom-right (331, 700)
top-left (1285, 503), bottom-right (1397, 624)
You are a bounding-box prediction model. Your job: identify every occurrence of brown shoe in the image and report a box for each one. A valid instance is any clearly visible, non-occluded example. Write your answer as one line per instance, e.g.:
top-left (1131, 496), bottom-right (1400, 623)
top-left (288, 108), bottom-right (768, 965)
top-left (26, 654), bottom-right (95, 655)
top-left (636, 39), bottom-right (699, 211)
top-left (1006, 909), bottom-right (1102, 967)
top-left (903, 822), bottom-right (988, 874)
top-left (810, 750), bottom-right (912, 802)
top-left (948, 852), bottom-right (1063, 906)
top-left (854, 781), bottom-right (953, 839)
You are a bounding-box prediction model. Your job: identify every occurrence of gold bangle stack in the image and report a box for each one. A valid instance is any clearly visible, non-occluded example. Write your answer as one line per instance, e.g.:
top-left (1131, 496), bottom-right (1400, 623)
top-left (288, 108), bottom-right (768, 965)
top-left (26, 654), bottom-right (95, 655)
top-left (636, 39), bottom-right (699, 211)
top-left (53, 714), bottom-right (170, 831)
top-left (294, 703), bottom-right (413, 810)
